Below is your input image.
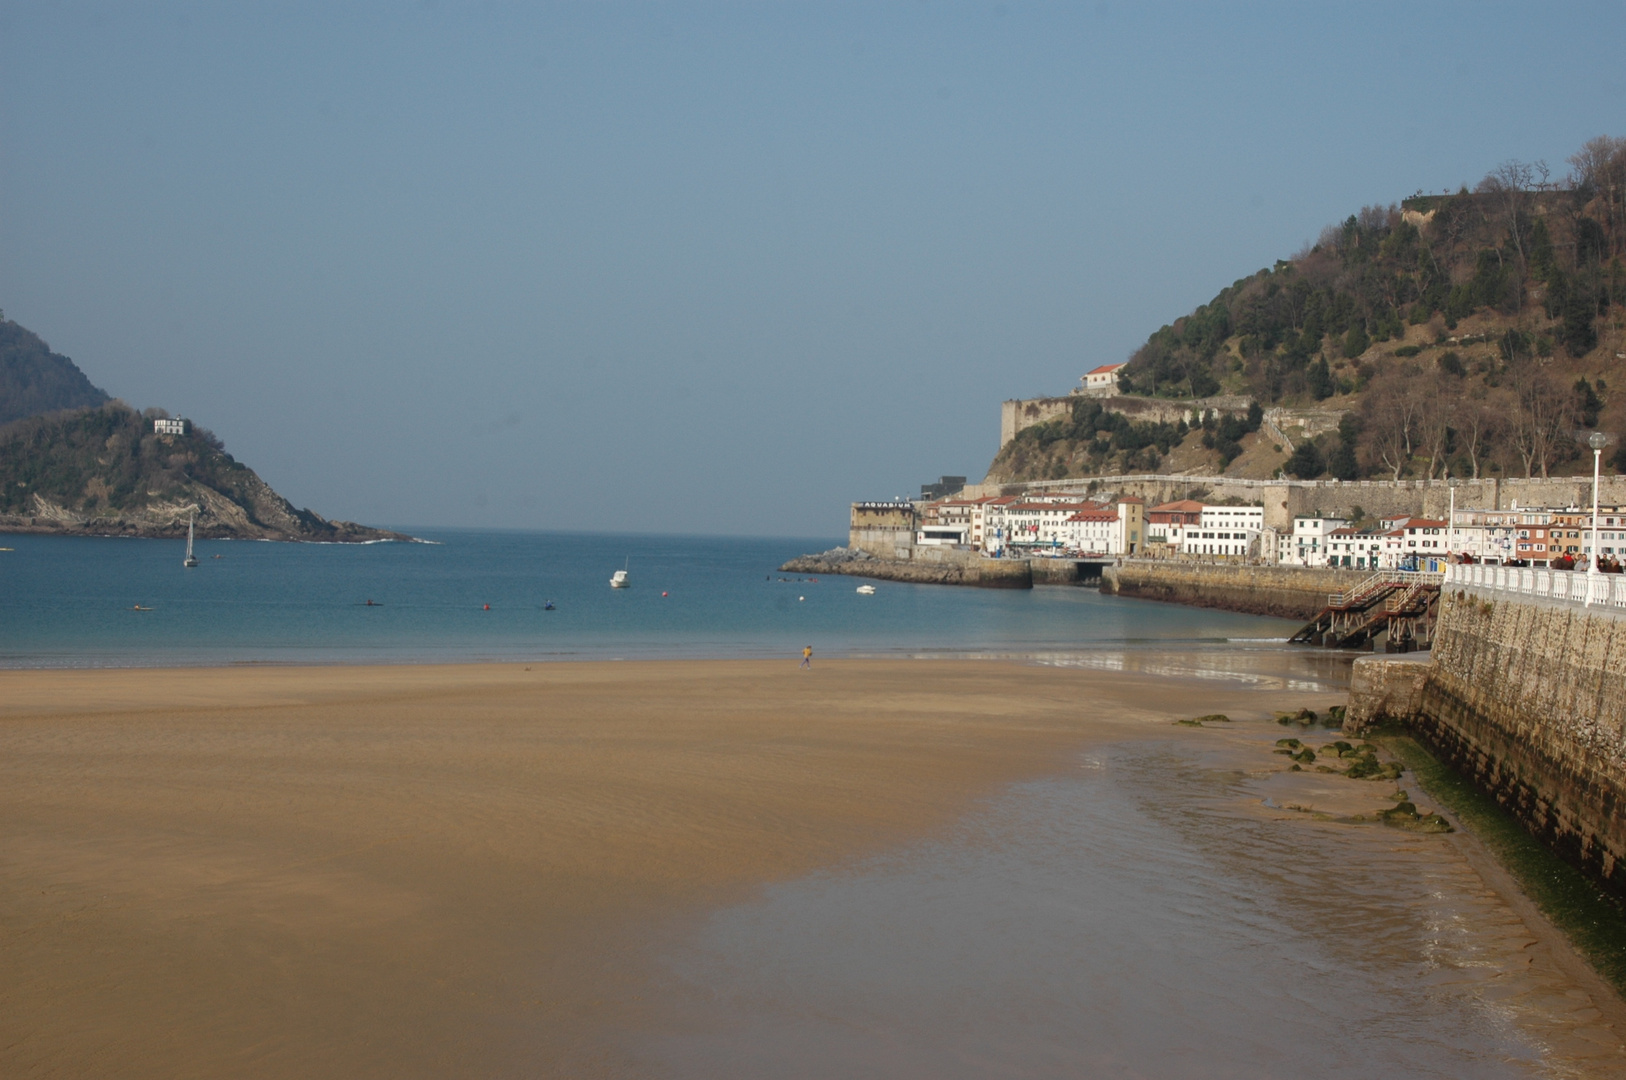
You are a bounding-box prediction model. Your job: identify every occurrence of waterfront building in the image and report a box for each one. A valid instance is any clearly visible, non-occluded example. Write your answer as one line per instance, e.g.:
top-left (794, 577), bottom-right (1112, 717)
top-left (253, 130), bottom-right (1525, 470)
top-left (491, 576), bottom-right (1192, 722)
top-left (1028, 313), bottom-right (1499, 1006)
top-left (1550, 510), bottom-right (1590, 560)
top-left (1000, 500), bottom-right (1099, 552)
top-left (1375, 517), bottom-right (1448, 569)
top-left (917, 498), bottom-right (976, 547)
top-left (1281, 514), bottom-right (1350, 567)
top-left (974, 495), bottom-right (1022, 555)
top-left (1510, 510), bottom-right (1557, 563)
top-left (1325, 527), bottom-right (1385, 569)
top-left (1577, 506), bottom-right (1626, 559)
top-left (1184, 504), bottom-right (1263, 558)
top-left (1057, 498), bottom-right (1144, 556)
top-left (1446, 509), bottom-right (1520, 564)
top-left (1145, 499), bottom-right (1204, 551)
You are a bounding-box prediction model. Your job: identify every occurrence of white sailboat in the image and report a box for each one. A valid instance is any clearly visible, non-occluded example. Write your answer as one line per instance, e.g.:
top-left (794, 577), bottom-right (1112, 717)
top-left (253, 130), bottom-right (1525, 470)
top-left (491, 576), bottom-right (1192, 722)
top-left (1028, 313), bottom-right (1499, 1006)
top-left (183, 511), bottom-right (199, 568)
top-left (610, 557), bottom-right (629, 588)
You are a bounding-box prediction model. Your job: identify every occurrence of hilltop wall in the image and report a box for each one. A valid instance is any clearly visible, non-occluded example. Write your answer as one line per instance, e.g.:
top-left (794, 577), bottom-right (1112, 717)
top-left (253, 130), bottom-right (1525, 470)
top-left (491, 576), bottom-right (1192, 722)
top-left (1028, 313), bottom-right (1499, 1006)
top-left (1000, 398), bottom-right (1073, 448)
top-left (999, 393), bottom-right (1255, 449)
top-left (1361, 587), bottom-right (1626, 899)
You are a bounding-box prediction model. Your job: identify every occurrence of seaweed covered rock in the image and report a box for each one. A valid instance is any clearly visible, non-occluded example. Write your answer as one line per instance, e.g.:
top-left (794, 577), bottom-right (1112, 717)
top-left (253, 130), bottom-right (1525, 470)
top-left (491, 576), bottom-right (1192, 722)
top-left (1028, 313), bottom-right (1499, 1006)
top-left (1378, 801), bottom-right (1453, 833)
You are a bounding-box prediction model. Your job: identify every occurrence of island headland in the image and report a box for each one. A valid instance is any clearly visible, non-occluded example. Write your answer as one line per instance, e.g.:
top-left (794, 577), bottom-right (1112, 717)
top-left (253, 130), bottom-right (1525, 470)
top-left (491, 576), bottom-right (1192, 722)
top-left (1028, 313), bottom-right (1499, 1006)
top-left (0, 318), bottom-right (411, 542)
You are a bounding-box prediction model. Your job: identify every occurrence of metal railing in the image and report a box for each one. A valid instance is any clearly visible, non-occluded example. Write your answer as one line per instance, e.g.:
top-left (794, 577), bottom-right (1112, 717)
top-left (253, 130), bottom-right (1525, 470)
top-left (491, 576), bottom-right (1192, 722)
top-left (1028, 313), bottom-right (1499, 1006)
top-left (1326, 570), bottom-right (1444, 608)
top-left (1444, 561), bottom-right (1626, 609)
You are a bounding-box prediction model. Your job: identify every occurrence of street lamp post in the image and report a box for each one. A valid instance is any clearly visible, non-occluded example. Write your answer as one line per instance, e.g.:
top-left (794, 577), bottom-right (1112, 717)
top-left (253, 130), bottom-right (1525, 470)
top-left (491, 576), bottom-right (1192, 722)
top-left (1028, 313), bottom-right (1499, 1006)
top-left (1587, 431), bottom-right (1608, 606)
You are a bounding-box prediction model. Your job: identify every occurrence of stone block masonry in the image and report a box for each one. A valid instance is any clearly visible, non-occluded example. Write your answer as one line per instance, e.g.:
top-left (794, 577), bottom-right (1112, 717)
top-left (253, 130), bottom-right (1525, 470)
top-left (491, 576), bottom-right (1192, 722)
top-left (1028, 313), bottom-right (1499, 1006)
top-left (1101, 559), bottom-right (1371, 621)
top-left (1359, 587), bottom-right (1626, 899)
top-left (780, 548), bottom-right (1032, 588)
top-left (1344, 654), bottom-right (1432, 730)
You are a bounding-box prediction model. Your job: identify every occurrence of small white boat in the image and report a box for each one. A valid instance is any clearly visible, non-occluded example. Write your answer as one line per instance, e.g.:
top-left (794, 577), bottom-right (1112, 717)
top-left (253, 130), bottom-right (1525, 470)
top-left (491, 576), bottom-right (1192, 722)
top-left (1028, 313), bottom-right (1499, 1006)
top-left (856, 584), bottom-right (876, 595)
top-left (183, 512), bottom-right (199, 568)
top-left (610, 558), bottom-right (629, 588)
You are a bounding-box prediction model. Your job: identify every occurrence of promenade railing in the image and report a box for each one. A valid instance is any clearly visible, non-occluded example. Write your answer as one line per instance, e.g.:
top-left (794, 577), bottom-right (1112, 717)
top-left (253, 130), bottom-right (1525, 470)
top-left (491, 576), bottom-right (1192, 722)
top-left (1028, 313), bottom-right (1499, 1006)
top-left (1444, 562), bottom-right (1626, 609)
top-left (1326, 570), bottom-right (1443, 608)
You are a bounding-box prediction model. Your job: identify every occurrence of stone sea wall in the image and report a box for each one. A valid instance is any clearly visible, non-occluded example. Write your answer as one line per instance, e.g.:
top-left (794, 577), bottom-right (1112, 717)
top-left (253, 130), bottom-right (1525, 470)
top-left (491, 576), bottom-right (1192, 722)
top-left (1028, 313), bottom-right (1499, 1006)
top-left (1351, 588), bottom-right (1626, 899)
top-left (1100, 559), bottom-right (1368, 620)
top-left (780, 548), bottom-right (1033, 588)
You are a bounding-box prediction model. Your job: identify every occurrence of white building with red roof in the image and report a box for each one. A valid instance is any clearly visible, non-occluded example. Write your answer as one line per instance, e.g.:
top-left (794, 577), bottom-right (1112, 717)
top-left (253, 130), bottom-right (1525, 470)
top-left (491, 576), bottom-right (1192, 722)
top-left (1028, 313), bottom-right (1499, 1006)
top-left (1061, 498), bottom-right (1145, 555)
top-left (1081, 363), bottom-right (1127, 395)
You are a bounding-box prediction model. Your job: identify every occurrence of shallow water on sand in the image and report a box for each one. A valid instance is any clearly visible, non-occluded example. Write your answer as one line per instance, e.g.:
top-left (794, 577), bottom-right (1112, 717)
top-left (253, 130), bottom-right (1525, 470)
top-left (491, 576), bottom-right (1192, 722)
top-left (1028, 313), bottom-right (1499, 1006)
top-left (629, 736), bottom-right (1625, 1078)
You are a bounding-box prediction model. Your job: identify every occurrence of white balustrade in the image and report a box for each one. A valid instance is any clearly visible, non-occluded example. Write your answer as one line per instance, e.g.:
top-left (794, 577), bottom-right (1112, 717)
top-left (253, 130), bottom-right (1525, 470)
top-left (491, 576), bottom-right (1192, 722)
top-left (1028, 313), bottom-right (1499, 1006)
top-left (1446, 559), bottom-right (1626, 612)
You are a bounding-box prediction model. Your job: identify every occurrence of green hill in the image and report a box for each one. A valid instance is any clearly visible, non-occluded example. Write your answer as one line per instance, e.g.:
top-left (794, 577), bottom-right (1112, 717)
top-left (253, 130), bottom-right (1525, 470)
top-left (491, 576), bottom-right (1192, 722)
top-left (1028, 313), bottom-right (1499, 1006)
top-left (991, 135), bottom-right (1626, 485)
top-left (0, 317), bottom-right (110, 425)
top-left (0, 402), bottom-right (409, 541)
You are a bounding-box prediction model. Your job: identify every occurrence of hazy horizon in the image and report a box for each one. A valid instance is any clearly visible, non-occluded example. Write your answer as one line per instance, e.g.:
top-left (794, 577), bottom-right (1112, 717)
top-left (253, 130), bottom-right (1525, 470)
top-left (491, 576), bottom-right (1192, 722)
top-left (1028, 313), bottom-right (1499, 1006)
top-left (4, 2), bottom-right (1624, 536)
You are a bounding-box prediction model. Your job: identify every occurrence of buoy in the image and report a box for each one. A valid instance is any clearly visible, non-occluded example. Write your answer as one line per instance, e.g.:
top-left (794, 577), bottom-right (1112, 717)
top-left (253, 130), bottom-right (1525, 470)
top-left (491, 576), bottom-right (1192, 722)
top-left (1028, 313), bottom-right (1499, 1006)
top-left (799, 595), bottom-right (805, 602)
top-left (661, 591), bottom-right (669, 597)
top-left (483, 604), bottom-right (490, 610)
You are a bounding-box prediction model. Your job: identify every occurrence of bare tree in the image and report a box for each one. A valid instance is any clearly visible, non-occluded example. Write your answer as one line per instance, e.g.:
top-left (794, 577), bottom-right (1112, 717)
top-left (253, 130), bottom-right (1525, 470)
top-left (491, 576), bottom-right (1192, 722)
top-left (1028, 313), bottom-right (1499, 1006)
top-left (1507, 364), bottom-right (1575, 478)
top-left (1454, 384), bottom-right (1505, 479)
top-left (1415, 370), bottom-right (1457, 479)
top-left (1568, 136), bottom-right (1626, 259)
top-left (1361, 366), bottom-right (1423, 479)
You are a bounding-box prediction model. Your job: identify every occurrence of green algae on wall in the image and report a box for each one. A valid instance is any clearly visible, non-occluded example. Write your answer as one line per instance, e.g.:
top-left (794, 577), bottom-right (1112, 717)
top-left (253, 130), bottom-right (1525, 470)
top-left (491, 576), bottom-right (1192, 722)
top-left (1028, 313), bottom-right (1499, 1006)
top-left (1412, 587), bottom-right (1626, 901)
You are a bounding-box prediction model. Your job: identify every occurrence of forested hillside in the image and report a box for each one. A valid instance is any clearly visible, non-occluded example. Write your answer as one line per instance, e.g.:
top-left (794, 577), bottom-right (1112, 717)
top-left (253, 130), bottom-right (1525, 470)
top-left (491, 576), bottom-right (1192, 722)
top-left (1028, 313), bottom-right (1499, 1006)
top-left (992, 135), bottom-right (1626, 485)
top-left (0, 402), bottom-right (409, 541)
top-left (0, 316), bottom-right (110, 425)
top-left (0, 317), bottom-right (407, 541)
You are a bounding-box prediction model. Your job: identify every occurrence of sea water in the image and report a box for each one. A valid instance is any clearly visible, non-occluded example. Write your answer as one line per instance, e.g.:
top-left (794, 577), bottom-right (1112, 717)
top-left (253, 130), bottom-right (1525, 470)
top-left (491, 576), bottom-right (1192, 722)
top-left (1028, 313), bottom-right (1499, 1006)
top-left (0, 529), bottom-right (1304, 667)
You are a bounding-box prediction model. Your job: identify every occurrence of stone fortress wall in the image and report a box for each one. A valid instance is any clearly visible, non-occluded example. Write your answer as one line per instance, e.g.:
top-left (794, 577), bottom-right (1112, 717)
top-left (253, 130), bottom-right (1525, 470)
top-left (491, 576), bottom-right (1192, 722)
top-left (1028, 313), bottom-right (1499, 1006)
top-left (1350, 586), bottom-right (1626, 900)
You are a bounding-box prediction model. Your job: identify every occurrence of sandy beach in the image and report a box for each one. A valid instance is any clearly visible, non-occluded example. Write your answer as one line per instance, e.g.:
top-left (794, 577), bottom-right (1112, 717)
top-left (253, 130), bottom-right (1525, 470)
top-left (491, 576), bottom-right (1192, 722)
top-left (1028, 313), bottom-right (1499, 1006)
top-left (3, 656), bottom-right (1621, 1077)
top-left (0, 657), bottom-right (1325, 1078)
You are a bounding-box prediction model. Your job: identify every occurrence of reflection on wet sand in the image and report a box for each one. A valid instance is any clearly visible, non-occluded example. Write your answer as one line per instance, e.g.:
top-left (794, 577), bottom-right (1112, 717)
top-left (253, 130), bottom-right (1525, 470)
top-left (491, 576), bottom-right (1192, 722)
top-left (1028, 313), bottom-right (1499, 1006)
top-left (631, 719), bottom-right (1626, 1079)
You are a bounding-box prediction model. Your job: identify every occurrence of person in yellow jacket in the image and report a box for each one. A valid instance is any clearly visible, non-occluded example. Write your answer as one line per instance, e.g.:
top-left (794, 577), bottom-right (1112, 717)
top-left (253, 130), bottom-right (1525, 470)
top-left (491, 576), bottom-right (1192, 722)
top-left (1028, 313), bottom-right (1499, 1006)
top-left (800, 645), bottom-right (812, 668)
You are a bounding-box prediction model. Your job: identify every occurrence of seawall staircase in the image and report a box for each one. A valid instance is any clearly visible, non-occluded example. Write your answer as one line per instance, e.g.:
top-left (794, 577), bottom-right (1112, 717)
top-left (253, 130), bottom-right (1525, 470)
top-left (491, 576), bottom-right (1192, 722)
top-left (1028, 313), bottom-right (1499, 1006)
top-left (1290, 570), bottom-right (1443, 651)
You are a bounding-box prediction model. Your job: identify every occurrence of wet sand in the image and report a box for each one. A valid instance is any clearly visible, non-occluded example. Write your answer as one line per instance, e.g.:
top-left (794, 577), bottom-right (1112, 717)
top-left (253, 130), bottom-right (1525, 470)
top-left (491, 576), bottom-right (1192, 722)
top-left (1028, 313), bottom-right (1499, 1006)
top-left (0, 658), bottom-right (1324, 1078)
top-left (2, 658), bottom-right (1621, 1077)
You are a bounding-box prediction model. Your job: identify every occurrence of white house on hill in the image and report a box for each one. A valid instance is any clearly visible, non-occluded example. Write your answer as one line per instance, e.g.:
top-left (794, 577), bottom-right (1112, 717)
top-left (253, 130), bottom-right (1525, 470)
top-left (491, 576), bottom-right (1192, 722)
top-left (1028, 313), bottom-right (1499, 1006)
top-left (1081, 363), bottom-right (1126, 395)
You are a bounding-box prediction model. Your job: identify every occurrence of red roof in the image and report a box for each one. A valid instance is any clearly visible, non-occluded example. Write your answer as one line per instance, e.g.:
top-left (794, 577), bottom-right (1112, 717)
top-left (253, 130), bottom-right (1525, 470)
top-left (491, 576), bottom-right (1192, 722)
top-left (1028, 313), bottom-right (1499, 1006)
top-left (1148, 499), bottom-right (1205, 513)
top-left (1085, 363), bottom-right (1126, 376)
top-left (1067, 510), bottom-right (1117, 522)
top-left (1010, 501), bottom-right (1093, 512)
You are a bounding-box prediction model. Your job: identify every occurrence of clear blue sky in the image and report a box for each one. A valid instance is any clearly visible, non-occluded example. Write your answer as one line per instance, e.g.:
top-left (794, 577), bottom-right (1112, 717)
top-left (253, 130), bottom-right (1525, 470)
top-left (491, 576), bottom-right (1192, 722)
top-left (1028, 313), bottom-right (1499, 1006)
top-left (3, 2), bottom-right (1623, 536)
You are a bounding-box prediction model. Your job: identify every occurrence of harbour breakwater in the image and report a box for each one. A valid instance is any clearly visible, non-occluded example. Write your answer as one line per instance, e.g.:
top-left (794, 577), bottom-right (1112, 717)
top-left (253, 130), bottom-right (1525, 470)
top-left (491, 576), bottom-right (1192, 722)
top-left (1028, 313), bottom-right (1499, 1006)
top-left (1348, 581), bottom-right (1626, 900)
top-left (783, 547), bottom-right (1359, 612)
top-left (780, 547), bottom-right (1034, 588)
top-left (1101, 560), bottom-right (1366, 620)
